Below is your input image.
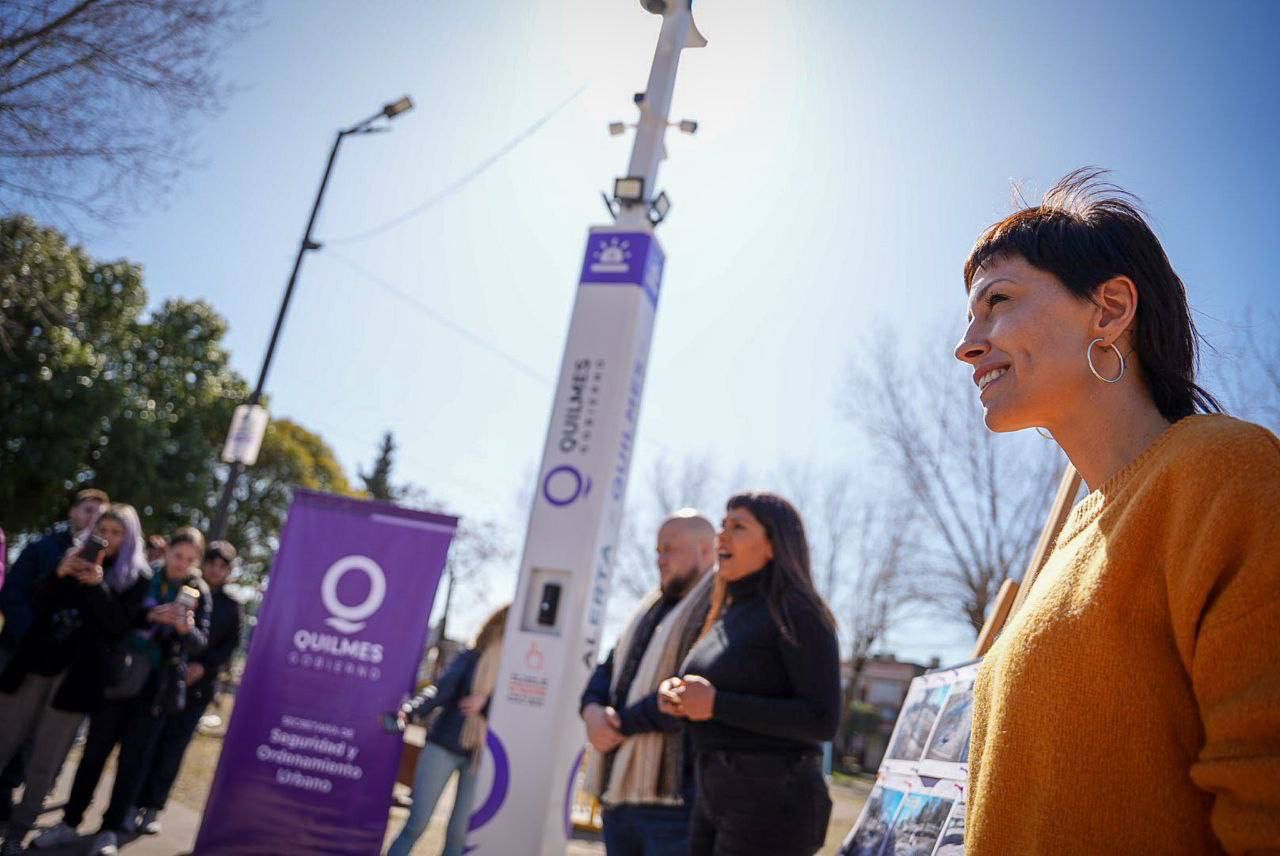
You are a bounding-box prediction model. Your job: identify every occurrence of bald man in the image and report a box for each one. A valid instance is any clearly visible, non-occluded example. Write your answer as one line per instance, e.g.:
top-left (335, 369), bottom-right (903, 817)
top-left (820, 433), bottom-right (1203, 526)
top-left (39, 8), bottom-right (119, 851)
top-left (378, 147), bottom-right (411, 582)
top-left (580, 510), bottom-right (717, 856)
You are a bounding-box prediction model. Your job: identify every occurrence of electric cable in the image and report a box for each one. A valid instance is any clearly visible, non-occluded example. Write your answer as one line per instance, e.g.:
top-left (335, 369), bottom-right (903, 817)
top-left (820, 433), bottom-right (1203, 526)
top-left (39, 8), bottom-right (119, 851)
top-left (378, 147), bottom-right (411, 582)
top-left (323, 85), bottom-right (588, 245)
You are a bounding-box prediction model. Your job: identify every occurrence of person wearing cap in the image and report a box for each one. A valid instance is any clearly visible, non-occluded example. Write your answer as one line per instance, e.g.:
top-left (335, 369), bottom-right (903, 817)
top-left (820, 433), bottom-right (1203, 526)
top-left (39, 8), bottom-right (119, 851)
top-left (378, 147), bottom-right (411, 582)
top-left (132, 541), bottom-right (243, 836)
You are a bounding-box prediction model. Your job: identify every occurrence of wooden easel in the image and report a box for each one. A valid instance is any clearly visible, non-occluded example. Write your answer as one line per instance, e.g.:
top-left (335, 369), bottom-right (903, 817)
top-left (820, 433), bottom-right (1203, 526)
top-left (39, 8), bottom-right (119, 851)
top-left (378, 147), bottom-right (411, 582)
top-left (971, 465), bottom-right (1083, 658)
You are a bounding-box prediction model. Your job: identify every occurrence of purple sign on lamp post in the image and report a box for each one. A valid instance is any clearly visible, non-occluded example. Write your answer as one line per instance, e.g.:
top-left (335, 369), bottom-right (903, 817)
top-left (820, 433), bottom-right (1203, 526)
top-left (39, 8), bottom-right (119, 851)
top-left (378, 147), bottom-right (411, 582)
top-left (195, 490), bottom-right (456, 855)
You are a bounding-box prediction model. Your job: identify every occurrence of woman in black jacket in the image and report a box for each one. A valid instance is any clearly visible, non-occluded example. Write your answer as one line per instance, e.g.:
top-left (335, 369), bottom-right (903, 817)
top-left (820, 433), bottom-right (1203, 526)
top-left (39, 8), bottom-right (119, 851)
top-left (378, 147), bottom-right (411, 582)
top-left (0, 504), bottom-right (149, 855)
top-left (33, 526), bottom-right (211, 856)
top-left (384, 604), bottom-right (509, 856)
top-left (660, 492), bottom-right (841, 856)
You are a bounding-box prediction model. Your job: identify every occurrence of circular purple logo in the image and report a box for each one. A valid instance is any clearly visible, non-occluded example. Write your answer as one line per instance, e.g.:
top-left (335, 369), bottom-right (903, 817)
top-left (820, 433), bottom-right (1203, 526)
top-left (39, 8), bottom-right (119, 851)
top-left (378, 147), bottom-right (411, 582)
top-left (462, 733), bottom-right (585, 850)
top-left (541, 465), bottom-right (592, 507)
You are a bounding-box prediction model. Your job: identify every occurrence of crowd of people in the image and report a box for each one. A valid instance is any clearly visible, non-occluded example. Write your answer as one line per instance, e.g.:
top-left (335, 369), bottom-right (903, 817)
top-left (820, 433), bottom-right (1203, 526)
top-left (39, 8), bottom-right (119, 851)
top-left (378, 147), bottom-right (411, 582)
top-left (0, 491), bottom-right (244, 856)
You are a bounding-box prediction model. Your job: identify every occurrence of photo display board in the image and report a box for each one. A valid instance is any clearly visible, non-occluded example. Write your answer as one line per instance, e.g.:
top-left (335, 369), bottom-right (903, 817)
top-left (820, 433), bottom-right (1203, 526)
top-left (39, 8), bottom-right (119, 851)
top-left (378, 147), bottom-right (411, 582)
top-left (838, 660), bottom-right (979, 856)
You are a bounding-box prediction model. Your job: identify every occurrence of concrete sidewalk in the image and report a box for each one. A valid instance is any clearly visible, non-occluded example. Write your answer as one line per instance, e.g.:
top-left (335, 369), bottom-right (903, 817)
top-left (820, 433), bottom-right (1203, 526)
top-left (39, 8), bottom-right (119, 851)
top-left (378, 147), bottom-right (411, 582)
top-left (16, 763), bottom-right (202, 856)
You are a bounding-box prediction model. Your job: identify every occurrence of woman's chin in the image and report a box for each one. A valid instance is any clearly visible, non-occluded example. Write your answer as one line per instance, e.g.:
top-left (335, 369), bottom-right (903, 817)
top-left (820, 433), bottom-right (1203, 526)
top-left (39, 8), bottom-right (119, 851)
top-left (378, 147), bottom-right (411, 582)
top-left (982, 406), bottom-right (1028, 434)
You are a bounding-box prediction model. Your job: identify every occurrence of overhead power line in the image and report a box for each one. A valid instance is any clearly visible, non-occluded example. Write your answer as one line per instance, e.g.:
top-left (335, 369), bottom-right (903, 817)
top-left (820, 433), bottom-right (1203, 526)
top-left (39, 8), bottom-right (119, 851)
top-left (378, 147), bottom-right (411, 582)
top-left (324, 85), bottom-right (588, 245)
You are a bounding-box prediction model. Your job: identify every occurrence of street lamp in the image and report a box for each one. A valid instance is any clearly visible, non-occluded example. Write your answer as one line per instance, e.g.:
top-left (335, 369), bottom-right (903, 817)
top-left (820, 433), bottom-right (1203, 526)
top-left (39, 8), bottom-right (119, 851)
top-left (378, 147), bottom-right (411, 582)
top-left (209, 96), bottom-right (414, 540)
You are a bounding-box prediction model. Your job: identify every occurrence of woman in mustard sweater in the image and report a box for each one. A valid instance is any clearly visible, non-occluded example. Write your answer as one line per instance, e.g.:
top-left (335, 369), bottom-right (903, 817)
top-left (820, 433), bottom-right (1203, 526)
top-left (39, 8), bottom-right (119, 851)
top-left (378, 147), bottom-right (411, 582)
top-left (954, 168), bottom-right (1279, 854)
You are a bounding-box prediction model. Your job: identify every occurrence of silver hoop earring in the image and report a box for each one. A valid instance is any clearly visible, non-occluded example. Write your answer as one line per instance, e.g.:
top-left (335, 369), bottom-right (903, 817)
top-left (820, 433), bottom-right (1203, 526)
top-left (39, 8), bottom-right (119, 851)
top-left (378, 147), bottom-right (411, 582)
top-left (1087, 337), bottom-right (1126, 384)
top-left (1035, 427), bottom-right (1055, 440)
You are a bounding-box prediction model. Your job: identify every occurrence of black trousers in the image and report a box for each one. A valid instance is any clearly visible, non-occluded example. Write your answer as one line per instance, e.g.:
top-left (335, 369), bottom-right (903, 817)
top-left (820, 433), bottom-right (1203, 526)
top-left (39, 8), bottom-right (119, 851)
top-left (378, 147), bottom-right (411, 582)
top-left (0, 751), bottom-right (23, 823)
top-left (137, 693), bottom-right (210, 811)
top-left (689, 751), bottom-right (832, 856)
top-left (63, 683), bottom-right (165, 832)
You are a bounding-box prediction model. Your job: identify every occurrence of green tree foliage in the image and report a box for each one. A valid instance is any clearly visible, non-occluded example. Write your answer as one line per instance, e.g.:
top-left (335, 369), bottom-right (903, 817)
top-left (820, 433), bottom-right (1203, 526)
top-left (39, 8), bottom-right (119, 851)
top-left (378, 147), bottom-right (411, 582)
top-left (0, 216), bottom-right (145, 531)
top-left (359, 431), bottom-right (406, 502)
top-left (0, 216), bottom-right (353, 584)
top-left (91, 299), bottom-right (248, 535)
top-left (218, 419), bottom-right (356, 583)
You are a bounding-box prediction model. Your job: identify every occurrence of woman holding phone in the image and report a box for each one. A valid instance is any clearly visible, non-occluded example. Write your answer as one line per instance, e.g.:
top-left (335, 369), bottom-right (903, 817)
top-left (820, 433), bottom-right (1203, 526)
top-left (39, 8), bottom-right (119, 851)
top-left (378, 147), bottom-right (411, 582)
top-left (955, 170), bottom-right (1280, 853)
top-left (0, 505), bottom-right (150, 855)
top-left (659, 492), bottom-right (841, 856)
top-left (34, 526), bottom-right (211, 856)
top-left (384, 604), bottom-right (509, 856)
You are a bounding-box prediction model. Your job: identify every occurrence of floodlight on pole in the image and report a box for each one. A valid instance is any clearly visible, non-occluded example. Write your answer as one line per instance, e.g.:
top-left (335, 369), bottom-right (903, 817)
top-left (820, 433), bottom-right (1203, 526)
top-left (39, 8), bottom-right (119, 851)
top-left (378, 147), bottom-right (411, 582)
top-left (209, 95), bottom-right (413, 541)
top-left (613, 176), bottom-right (646, 205)
top-left (649, 189), bottom-right (672, 225)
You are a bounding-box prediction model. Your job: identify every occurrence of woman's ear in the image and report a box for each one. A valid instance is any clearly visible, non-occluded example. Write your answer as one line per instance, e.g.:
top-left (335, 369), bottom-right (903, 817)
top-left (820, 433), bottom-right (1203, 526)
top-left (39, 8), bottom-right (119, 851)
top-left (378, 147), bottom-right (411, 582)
top-left (1092, 275), bottom-right (1139, 347)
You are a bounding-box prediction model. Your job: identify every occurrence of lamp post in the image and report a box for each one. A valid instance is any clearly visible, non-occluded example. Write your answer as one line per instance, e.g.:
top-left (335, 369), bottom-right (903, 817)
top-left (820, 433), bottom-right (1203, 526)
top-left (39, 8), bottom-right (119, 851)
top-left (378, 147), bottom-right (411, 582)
top-left (209, 96), bottom-right (415, 541)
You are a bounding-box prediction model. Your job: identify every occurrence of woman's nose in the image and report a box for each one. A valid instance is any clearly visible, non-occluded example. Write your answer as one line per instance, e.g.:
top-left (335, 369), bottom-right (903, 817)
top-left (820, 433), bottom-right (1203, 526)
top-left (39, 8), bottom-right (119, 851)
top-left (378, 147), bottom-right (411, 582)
top-left (954, 327), bottom-right (989, 364)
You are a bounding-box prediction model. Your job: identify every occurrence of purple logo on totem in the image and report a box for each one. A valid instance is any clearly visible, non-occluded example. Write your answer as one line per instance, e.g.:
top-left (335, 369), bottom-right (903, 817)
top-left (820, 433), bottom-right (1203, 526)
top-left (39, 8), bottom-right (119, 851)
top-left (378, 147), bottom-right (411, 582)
top-left (542, 464), bottom-right (592, 507)
top-left (579, 232), bottom-right (663, 307)
top-left (462, 732), bottom-right (582, 852)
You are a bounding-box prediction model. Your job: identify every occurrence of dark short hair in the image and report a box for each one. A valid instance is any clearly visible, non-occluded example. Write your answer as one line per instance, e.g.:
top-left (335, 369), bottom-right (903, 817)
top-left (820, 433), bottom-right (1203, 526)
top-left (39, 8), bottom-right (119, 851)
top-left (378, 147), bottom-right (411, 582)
top-left (204, 541), bottom-right (237, 564)
top-left (169, 526), bottom-right (207, 554)
top-left (73, 488), bottom-right (109, 507)
top-left (964, 167), bottom-right (1221, 421)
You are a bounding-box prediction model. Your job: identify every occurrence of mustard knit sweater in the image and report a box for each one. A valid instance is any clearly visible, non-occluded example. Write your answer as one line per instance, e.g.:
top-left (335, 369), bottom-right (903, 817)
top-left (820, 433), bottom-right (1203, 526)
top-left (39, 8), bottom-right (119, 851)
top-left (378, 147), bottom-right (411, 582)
top-left (969, 415), bottom-right (1280, 855)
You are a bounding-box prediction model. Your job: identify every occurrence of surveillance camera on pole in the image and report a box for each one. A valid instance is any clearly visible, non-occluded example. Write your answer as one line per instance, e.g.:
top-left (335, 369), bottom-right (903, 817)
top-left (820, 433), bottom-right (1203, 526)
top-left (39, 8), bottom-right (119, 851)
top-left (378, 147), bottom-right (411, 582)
top-left (463, 2), bottom-right (704, 854)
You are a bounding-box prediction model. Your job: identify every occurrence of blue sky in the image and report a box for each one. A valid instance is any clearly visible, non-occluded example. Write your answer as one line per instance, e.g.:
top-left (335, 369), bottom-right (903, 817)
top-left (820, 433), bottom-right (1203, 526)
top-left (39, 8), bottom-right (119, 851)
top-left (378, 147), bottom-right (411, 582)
top-left (65, 0), bottom-right (1280, 663)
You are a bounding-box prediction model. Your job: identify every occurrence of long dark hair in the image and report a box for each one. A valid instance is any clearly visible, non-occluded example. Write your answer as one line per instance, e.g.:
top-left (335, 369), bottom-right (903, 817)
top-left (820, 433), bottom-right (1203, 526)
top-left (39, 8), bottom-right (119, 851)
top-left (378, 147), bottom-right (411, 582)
top-left (701, 492), bottom-right (836, 645)
top-left (964, 167), bottom-right (1221, 421)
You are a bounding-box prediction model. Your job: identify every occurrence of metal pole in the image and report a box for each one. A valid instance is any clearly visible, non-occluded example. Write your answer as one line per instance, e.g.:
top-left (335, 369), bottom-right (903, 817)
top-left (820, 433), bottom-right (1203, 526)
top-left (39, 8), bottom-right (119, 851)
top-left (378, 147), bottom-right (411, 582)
top-left (209, 126), bottom-right (353, 541)
top-left (616, 8), bottom-right (697, 227)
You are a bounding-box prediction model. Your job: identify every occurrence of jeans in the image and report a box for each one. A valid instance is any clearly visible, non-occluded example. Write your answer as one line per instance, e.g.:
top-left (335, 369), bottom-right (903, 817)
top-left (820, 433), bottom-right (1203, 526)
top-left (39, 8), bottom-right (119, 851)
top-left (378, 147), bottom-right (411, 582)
top-left (138, 694), bottom-right (210, 811)
top-left (689, 751), bottom-right (831, 856)
top-left (385, 741), bottom-right (479, 856)
top-left (602, 803), bottom-right (692, 856)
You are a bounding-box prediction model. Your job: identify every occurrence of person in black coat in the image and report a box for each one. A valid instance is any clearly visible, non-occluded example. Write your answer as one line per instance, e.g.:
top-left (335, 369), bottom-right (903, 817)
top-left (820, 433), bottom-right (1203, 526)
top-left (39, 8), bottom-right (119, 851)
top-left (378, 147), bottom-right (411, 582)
top-left (33, 526), bottom-right (211, 856)
top-left (134, 541), bottom-right (244, 836)
top-left (0, 489), bottom-right (109, 662)
top-left (660, 492), bottom-right (841, 856)
top-left (384, 605), bottom-right (509, 856)
top-left (0, 503), bottom-right (147, 854)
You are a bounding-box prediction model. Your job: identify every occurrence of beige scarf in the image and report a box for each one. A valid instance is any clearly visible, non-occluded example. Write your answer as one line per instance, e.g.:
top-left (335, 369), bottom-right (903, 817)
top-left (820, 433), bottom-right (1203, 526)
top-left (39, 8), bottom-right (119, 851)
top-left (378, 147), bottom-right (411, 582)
top-left (585, 569), bottom-right (715, 806)
top-left (460, 639), bottom-right (501, 752)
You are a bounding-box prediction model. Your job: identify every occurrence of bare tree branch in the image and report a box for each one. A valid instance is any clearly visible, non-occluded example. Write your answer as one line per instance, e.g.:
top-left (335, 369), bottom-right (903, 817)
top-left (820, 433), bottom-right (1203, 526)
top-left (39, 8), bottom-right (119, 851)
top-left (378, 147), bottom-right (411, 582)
top-left (843, 329), bottom-right (1063, 634)
top-left (0, 0), bottom-right (257, 221)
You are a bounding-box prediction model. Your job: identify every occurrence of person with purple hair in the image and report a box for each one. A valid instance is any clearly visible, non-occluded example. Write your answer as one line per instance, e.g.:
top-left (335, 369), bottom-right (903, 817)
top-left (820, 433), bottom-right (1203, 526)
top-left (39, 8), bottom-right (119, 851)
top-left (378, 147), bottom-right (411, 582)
top-left (0, 504), bottom-right (150, 855)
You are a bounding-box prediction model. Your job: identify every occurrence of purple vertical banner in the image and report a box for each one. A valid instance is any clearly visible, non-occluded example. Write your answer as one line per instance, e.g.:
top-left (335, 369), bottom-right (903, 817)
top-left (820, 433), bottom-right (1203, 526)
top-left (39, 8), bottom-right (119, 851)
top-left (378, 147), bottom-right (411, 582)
top-left (195, 489), bottom-right (457, 855)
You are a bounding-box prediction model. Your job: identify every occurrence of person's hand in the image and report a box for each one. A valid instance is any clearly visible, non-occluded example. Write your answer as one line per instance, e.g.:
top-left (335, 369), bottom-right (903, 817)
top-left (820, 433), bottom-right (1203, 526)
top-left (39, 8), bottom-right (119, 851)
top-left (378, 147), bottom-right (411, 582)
top-left (458, 694), bottom-right (487, 716)
top-left (658, 677), bottom-right (686, 718)
top-left (173, 606), bottom-right (195, 636)
top-left (676, 675), bottom-right (716, 721)
top-left (185, 663), bottom-right (206, 686)
top-left (73, 562), bottom-right (104, 586)
top-left (583, 703), bottom-right (625, 752)
top-left (397, 708), bottom-right (409, 729)
top-left (57, 554), bottom-right (93, 579)
top-left (147, 603), bottom-right (175, 625)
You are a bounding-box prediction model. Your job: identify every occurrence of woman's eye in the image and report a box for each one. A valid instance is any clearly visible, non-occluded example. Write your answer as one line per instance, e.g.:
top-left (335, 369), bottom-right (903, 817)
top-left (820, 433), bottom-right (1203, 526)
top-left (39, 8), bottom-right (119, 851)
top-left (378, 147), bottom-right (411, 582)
top-left (986, 292), bottom-right (1009, 309)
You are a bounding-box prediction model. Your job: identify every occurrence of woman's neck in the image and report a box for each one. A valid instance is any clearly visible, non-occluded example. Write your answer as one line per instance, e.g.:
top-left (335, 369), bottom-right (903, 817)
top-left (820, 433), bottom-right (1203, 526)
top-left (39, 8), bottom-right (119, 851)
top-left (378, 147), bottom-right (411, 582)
top-left (1049, 384), bottom-right (1172, 491)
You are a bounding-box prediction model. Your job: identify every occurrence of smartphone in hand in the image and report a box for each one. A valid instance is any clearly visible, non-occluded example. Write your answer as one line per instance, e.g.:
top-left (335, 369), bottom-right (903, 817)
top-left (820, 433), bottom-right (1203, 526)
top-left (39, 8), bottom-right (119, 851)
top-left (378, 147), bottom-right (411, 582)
top-left (76, 535), bottom-right (108, 564)
top-left (380, 712), bottom-right (405, 734)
